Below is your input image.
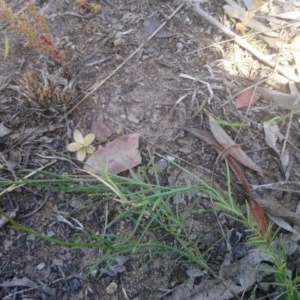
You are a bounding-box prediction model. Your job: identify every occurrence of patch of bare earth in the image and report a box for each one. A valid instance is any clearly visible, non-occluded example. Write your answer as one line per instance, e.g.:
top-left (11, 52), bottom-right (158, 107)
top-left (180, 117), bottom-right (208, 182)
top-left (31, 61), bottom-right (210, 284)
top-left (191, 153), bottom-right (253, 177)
top-left (1, 0), bottom-right (300, 299)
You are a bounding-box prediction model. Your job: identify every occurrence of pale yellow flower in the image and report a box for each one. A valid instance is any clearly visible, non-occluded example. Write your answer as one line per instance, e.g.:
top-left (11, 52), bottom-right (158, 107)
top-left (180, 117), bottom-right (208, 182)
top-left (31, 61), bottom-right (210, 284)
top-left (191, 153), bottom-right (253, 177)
top-left (67, 129), bottom-right (95, 161)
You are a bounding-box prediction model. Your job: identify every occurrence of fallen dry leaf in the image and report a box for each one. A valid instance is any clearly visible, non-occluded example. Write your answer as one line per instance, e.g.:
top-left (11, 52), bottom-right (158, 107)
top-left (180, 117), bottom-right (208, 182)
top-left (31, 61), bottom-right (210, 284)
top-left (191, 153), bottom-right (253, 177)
top-left (235, 87), bottom-right (260, 109)
top-left (274, 11), bottom-right (300, 20)
top-left (263, 122), bottom-right (289, 171)
top-left (183, 127), bottom-right (267, 235)
top-left (0, 122), bottom-right (12, 137)
top-left (209, 115), bottom-right (262, 173)
top-left (91, 118), bottom-right (113, 143)
top-left (267, 215), bottom-right (297, 234)
top-left (254, 195), bottom-right (300, 227)
top-left (263, 122), bottom-right (283, 153)
top-left (223, 151), bottom-right (267, 235)
top-left (205, 117), bottom-right (267, 233)
top-left (84, 133), bottom-right (141, 174)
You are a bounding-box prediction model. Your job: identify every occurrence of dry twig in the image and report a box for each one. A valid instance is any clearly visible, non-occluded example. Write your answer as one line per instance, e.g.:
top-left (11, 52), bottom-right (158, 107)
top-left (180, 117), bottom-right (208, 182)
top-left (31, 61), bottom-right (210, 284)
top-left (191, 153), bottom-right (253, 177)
top-left (191, 3), bottom-right (300, 82)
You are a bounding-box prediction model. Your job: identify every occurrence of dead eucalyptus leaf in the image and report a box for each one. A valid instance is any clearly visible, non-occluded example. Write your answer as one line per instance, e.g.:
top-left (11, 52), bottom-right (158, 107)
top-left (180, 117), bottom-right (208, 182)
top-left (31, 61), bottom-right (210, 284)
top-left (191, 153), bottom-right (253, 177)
top-left (263, 122), bottom-right (290, 171)
top-left (263, 122), bottom-right (283, 154)
top-left (236, 87), bottom-right (260, 108)
top-left (84, 133), bottom-right (141, 174)
top-left (209, 115), bottom-right (262, 172)
top-left (267, 215), bottom-right (297, 234)
top-left (273, 11), bottom-right (300, 20)
top-left (183, 126), bottom-right (267, 234)
top-left (255, 195), bottom-right (300, 227)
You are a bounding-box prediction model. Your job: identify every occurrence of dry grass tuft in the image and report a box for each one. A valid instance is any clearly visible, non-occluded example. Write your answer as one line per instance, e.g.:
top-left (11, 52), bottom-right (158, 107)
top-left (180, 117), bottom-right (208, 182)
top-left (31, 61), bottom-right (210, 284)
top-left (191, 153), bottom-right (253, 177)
top-left (11, 70), bottom-right (76, 115)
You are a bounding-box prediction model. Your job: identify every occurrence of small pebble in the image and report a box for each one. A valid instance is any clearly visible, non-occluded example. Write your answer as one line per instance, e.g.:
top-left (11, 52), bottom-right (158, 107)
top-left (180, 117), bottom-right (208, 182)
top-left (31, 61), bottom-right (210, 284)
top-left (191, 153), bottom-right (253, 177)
top-left (52, 258), bottom-right (63, 267)
top-left (37, 262), bottom-right (46, 270)
top-left (176, 42), bottom-right (184, 52)
top-left (47, 231), bottom-right (55, 237)
top-left (142, 55), bottom-right (149, 61)
top-left (234, 245), bottom-right (249, 260)
top-left (127, 114), bottom-right (139, 124)
top-left (67, 277), bottom-right (82, 294)
top-left (124, 66), bottom-right (131, 74)
top-left (184, 17), bottom-right (191, 24)
top-left (99, 95), bottom-right (108, 105)
top-left (27, 234), bottom-right (35, 242)
top-left (189, 233), bottom-right (198, 240)
top-left (4, 240), bottom-right (13, 251)
top-left (26, 255), bottom-right (33, 262)
top-left (106, 281), bottom-right (118, 295)
top-left (70, 198), bottom-right (84, 209)
top-left (90, 269), bottom-right (98, 278)
top-left (66, 42), bottom-right (73, 48)
top-left (155, 159), bottom-right (168, 171)
top-left (113, 38), bottom-right (125, 47)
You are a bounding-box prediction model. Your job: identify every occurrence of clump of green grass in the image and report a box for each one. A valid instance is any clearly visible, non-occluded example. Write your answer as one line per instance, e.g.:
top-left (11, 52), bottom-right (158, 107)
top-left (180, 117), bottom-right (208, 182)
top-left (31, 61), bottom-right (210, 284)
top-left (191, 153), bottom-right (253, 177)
top-left (1, 156), bottom-right (299, 298)
top-left (215, 162), bottom-right (300, 299)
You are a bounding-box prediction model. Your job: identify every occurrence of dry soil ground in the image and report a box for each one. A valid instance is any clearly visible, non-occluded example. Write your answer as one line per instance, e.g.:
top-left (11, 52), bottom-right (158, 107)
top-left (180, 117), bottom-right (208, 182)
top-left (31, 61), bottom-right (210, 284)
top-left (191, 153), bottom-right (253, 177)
top-left (1, 0), bottom-right (300, 299)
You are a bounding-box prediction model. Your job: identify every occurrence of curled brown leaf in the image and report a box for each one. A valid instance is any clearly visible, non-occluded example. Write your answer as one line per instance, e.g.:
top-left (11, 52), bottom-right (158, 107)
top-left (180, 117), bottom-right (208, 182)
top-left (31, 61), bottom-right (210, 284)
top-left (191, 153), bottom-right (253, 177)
top-left (209, 115), bottom-right (262, 173)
